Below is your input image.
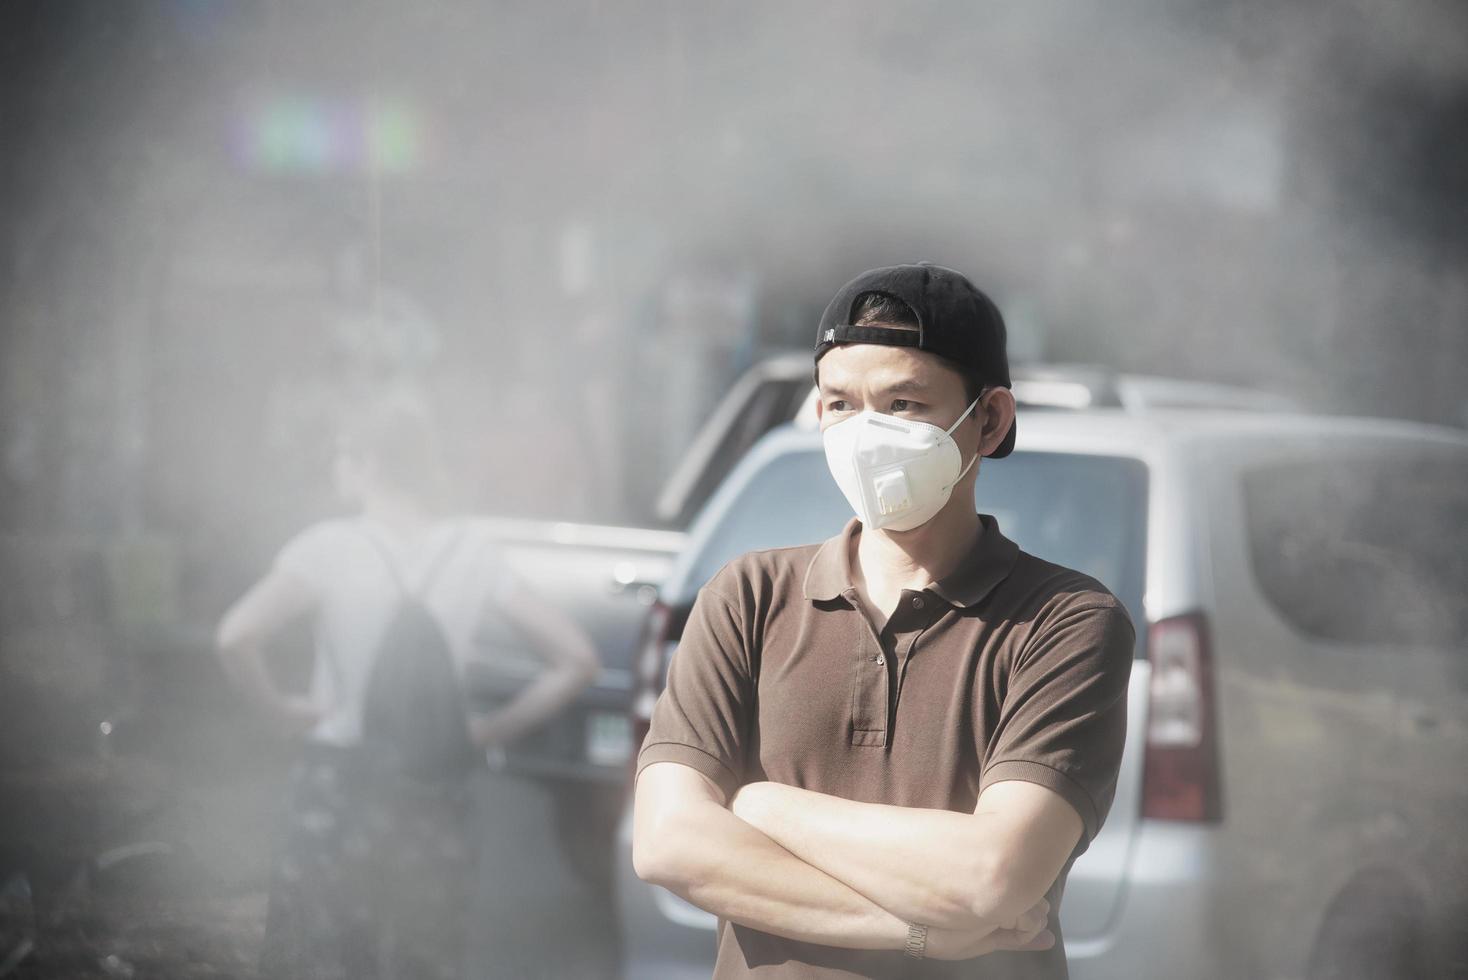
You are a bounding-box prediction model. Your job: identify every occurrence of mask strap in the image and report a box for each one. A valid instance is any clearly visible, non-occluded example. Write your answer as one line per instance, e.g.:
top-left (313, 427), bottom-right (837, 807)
top-left (943, 392), bottom-right (984, 436)
top-left (952, 447), bottom-right (979, 485)
top-left (943, 392), bottom-right (985, 490)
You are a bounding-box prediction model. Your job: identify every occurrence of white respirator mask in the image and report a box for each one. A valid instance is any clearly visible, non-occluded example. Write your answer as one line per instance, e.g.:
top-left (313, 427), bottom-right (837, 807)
top-left (821, 395), bottom-right (983, 532)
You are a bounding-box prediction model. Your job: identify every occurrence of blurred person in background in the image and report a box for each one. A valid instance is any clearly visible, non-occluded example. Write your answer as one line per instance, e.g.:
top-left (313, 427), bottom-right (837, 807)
top-left (215, 395), bottom-right (599, 979)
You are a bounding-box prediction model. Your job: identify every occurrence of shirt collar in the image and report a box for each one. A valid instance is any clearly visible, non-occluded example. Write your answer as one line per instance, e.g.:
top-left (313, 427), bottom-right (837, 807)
top-left (801, 513), bottom-right (1019, 608)
top-left (800, 517), bottom-right (861, 602)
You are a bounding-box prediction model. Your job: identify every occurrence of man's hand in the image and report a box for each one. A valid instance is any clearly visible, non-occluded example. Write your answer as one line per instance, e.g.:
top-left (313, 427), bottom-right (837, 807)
top-left (465, 580), bottom-right (599, 756)
top-left (268, 694), bottom-right (323, 737)
top-left (469, 710), bottom-right (515, 750)
top-left (927, 897), bottom-right (1054, 960)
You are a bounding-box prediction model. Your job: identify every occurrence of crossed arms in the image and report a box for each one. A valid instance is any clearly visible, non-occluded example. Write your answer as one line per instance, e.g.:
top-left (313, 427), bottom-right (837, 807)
top-left (632, 580), bottom-right (1132, 960)
top-left (632, 762), bottom-right (1082, 961)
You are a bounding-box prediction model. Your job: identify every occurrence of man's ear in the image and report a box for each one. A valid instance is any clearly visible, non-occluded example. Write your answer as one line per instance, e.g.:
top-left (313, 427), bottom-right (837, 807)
top-left (978, 388), bottom-right (1016, 457)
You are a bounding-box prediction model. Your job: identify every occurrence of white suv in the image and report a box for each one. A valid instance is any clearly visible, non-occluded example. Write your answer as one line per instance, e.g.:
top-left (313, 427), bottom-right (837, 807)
top-left (618, 406), bottom-right (1468, 980)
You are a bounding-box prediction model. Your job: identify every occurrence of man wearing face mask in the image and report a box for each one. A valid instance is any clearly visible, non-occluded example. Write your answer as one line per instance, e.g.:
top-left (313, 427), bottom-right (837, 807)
top-left (633, 263), bottom-right (1135, 979)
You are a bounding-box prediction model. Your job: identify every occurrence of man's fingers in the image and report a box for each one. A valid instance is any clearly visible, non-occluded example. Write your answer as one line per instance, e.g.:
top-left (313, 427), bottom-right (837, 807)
top-left (1014, 898), bottom-right (1051, 935)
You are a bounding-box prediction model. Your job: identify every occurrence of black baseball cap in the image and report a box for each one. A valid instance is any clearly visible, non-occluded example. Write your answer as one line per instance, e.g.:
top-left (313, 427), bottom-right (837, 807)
top-left (813, 262), bottom-right (1016, 458)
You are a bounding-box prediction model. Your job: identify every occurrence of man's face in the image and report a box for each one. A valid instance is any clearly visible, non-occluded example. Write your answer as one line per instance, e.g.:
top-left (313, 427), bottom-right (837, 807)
top-left (816, 342), bottom-right (982, 453)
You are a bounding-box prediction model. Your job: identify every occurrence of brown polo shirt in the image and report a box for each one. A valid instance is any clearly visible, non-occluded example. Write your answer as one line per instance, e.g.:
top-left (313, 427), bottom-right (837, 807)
top-left (636, 513), bottom-right (1135, 979)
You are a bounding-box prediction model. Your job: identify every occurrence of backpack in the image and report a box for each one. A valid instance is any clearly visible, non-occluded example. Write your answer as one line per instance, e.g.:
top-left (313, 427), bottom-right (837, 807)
top-left (358, 528), bottom-right (479, 782)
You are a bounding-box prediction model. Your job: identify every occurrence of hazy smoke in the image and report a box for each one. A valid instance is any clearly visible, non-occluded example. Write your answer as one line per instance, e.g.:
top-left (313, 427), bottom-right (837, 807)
top-left (3, 0), bottom-right (1465, 532)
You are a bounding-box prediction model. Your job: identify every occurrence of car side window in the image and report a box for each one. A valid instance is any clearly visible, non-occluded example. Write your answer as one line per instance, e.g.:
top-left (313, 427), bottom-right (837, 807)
top-left (1242, 448), bottom-right (1468, 647)
top-left (690, 452), bottom-right (849, 588)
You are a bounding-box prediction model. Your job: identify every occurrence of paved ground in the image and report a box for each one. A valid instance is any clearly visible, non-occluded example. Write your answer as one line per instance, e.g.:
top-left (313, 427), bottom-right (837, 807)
top-left (2, 765), bottom-right (624, 979)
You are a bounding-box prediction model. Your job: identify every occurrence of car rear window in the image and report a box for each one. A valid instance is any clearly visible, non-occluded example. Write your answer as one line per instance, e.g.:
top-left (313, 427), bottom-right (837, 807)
top-left (1242, 447), bottom-right (1468, 647)
top-left (687, 449), bottom-right (1149, 655)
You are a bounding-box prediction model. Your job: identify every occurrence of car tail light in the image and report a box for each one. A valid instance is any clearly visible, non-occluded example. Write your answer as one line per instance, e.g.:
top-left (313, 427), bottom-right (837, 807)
top-left (629, 600), bottom-right (673, 780)
top-left (1140, 612), bottom-right (1223, 822)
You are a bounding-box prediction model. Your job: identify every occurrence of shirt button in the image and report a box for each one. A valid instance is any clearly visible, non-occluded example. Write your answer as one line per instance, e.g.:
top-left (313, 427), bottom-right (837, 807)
top-left (911, 595), bottom-right (925, 609)
top-left (875, 655), bottom-right (885, 666)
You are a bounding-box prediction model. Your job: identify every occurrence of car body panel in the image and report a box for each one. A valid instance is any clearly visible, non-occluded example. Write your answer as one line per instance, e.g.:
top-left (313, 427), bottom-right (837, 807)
top-left (1193, 429), bottom-right (1468, 977)
top-left (468, 518), bottom-right (685, 782)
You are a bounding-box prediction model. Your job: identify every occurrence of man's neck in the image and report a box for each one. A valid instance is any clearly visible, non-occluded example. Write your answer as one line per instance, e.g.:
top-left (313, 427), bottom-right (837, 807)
top-left (850, 502), bottom-right (982, 621)
top-left (361, 493), bottom-right (433, 539)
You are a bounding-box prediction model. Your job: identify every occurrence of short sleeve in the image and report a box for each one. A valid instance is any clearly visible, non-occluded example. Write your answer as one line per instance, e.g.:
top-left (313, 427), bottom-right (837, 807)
top-left (980, 596), bottom-right (1135, 851)
top-left (461, 525), bottom-right (519, 607)
top-left (636, 584), bottom-right (754, 801)
top-left (272, 522), bottom-right (348, 595)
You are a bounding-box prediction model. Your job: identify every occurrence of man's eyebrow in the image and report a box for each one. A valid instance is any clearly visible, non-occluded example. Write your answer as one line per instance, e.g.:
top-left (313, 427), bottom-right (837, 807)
top-left (820, 378), bottom-right (933, 398)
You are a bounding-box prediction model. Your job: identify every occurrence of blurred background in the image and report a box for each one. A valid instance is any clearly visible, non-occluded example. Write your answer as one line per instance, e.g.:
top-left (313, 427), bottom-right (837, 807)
top-left (1, 1), bottom-right (1466, 978)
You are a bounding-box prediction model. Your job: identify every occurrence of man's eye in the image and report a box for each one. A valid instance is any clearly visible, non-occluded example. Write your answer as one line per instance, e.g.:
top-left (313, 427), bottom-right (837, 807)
top-left (828, 399), bottom-right (849, 412)
top-left (890, 399), bottom-right (914, 412)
